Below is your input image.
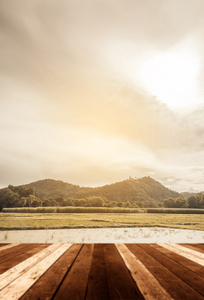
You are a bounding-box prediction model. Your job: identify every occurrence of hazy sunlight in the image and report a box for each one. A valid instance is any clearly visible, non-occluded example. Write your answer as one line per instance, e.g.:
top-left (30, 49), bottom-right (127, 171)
top-left (139, 42), bottom-right (200, 110)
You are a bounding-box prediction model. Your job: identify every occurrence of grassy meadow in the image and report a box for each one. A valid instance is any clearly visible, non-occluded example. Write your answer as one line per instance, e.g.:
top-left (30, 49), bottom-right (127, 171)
top-left (0, 210), bottom-right (203, 230)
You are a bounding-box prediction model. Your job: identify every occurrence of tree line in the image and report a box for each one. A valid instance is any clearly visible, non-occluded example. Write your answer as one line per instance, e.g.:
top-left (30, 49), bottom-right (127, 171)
top-left (0, 184), bottom-right (203, 211)
top-left (0, 185), bottom-right (139, 211)
top-left (163, 194), bottom-right (204, 208)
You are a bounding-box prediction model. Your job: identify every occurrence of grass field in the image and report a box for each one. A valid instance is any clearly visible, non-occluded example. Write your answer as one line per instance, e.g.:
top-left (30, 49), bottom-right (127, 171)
top-left (0, 212), bottom-right (203, 230)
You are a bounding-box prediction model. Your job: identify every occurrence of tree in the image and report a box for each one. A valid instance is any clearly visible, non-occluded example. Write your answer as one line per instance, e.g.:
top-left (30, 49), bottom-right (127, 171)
top-left (163, 197), bottom-right (176, 208)
top-left (42, 200), bottom-right (52, 207)
top-left (0, 188), bottom-right (19, 211)
top-left (86, 196), bottom-right (107, 207)
top-left (175, 196), bottom-right (188, 208)
top-left (188, 193), bottom-right (204, 208)
top-left (74, 198), bottom-right (87, 207)
top-left (124, 201), bottom-right (131, 207)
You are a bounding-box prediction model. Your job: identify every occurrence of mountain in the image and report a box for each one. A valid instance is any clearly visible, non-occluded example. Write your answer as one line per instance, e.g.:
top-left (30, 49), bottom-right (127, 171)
top-left (21, 176), bottom-right (180, 207)
top-left (181, 191), bottom-right (204, 198)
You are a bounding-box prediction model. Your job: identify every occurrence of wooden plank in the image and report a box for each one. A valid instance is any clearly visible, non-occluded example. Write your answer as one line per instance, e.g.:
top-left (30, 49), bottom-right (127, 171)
top-left (190, 244), bottom-right (204, 249)
top-left (172, 244), bottom-right (204, 259)
top-left (0, 244), bottom-right (49, 274)
top-left (21, 244), bottom-right (83, 300)
top-left (159, 243), bottom-right (204, 266)
top-left (86, 244), bottom-right (109, 300)
top-left (0, 244), bottom-right (19, 252)
top-left (116, 243), bottom-right (172, 300)
top-left (0, 244), bottom-right (72, 300)
top-left (127, 244), bottom-right (204, 300)
top-left (0, 244), bottom-right (61, 290)
top-left (0, 244), bottom-right (43, 269)
top-left (53, 244), bottom-right (94, 300)
top-left (139, 244), bottom-right (204, 296)
top-left (152, 244), bottom-right (204, 277)
top-left (181, 244), bottom-right (204, 254)
top-left (104, 244), bottom-right (144, 300)
top-left (0, 244), bottom-right (29, 260)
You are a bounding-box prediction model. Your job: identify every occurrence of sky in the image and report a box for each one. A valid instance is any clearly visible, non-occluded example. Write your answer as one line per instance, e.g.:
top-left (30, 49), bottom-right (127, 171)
top-left (0, 0), bottom-right (204, 192)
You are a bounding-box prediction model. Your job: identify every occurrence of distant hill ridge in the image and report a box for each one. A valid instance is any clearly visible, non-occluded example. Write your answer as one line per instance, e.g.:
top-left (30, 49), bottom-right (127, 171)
top-left (22, 176), bottom-right (180, 207)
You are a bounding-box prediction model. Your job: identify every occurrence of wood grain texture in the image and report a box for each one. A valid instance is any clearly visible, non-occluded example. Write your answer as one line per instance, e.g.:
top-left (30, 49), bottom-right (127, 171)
top-left (138, 244), bottom-right (204, 296)
top-left (180, 244), bottom-right (204, 254)
top-left (53, 244), bottom-right (94, 300)
top-left (116, 243), bottom-right (172, 300)
top-left (0, 243), bottom-right (203, 300)
top-left (0, 244), bottom-right (49, 274)
top-left (86, 244), bottom-right (109, 300)
top-left (0, 244), bottom-right (19, 252)
top-left (159, 243), bottom-right (204, 266)
top-left (0, 244), bottom-right (31, 262)
top-left (151, 243), bottom-right (204, 277)
top-left (21, 244), bottom-right (82, 300)
top-left (0, 243), bottom-right (60, 290)
top-left (0, 244), bottom-right (72, 300)
top-left (104, 244), bottom-right (144, 300)
top-left (126, 244), bottom-right (204, 300)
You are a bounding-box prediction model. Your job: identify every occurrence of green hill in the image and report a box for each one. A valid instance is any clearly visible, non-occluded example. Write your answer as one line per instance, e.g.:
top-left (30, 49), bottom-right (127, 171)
top-left (0, 176), bottom-right (181, 210)
top-left (22, 176), bottom-right (180, 207)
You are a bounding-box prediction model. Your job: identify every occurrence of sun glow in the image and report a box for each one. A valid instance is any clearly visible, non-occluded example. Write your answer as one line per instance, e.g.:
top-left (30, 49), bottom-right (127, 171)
top-left (139, 43), bottom-right (200, 110)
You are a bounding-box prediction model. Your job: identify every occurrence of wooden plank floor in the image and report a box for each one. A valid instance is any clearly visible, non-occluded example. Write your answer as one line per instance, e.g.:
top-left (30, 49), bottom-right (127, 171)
top-left (0, 244), bottom-right (203, 299)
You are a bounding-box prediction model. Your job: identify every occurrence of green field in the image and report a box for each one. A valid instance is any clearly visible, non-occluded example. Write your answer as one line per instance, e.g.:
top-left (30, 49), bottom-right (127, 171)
top-left (0, 212), bottom-right (203, 230)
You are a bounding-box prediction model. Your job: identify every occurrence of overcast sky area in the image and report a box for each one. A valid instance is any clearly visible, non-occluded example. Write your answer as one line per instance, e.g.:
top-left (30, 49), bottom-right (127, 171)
top-left (0, 0), bottom-right (204, 192)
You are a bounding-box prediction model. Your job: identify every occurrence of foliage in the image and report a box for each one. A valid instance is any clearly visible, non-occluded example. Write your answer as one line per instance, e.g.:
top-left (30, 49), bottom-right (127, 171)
top-left (163, 196), bottom-right (188, 208)
top-left (163, 193), bottom-right (204, 209)
top-left (0, 185), bottom-right (41, 211)
top-left (188, 193), bottom-right (204, 208)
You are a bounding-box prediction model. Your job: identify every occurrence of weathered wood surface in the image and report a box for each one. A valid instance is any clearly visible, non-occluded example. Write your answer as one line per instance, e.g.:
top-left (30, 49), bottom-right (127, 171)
top-left (0, 243), bottom-right (203, 300)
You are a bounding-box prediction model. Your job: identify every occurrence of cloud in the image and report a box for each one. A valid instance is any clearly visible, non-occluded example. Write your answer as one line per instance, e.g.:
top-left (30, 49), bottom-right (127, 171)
top-left (0, 0), bottom-right (204, 191)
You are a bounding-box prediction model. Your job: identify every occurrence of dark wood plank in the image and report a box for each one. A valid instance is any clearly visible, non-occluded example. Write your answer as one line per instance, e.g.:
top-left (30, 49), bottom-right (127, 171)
top-left (139, 244), bottom-right (204, 296)
top-left (0, 244), bottom-right (27, 259)
top-left (0, 244), bottom-right (43, 268)
top-left (181, 244), bottom-right (204, 254)
top-left (0, 244), bottom-right (9, 247)
top-left (127, 244), bottom-right (203, 300)
top-left (0, 244), bottom-right (49, 274)
top-left (53, 244), bottom-right (94, 300)
top-left (20, 244), bottom-right (82, 300)
top-left (151, 244), bottom-right (204, 277)
top-left (86, 244), bottom-right (109, 300)
top-left (104, 244), bottom-right (144, 300)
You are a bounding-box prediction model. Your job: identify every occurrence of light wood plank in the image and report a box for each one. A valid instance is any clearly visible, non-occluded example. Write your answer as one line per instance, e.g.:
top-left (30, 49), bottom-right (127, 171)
top-left (159, 244), bottom-right (204, 266)
top-left (116, 243), bottom-right (173, 300)
top-left (21, 244), bottom-right (82, 300)
top-left (0, 243), bottom-right (62, 290)
top-left (0, 244), bottom-right (72, 300)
